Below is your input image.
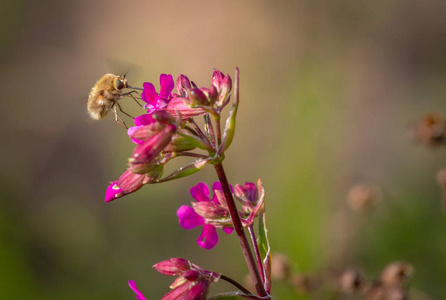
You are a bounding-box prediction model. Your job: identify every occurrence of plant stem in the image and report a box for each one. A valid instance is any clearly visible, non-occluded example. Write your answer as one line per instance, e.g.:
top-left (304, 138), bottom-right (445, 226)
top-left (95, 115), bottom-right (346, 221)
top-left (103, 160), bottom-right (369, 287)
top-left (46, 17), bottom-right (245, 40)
top-left (248, 225), bottom-right (265, 284)
top-left (213, 162), bottom-right (268, 298)
top-left (220, 274), bottom-right (252, 295)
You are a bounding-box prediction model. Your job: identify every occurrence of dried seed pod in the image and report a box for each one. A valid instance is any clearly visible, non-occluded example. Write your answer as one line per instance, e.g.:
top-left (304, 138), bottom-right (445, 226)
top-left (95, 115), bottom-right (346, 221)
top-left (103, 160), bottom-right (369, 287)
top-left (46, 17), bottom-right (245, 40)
top-left (347, 182), bottom-right (382, 211)
top-left (339, 268), bottom-right (365, 293)
top-left (270, 253), bottom-right (291, 281)
top-left (380, 261), bottom-right (414, 287)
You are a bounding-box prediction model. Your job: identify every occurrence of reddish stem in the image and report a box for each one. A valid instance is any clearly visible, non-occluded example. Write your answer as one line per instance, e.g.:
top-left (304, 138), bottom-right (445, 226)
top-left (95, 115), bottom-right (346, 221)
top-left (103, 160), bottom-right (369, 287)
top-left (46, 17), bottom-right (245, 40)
top-left (248, 225), bottom-right (265, 285)
top-left (213, 163), bottom-right (268, 298)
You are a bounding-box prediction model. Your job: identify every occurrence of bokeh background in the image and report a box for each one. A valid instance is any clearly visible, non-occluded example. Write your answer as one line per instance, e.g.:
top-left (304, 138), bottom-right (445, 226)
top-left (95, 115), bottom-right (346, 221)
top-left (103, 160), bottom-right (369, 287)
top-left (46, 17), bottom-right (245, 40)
top-left (1, 0), bottom-right (446, 299)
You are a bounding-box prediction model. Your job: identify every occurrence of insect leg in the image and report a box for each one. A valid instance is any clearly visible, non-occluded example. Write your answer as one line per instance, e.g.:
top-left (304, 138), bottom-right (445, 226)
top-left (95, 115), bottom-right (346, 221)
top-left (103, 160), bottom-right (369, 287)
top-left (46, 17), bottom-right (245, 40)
top-left (111, 105), bottom-right (128, 129)
top-left (122, 90), bottom-right (143, 107)
top-left (116, 102), bottom-right (135, 120)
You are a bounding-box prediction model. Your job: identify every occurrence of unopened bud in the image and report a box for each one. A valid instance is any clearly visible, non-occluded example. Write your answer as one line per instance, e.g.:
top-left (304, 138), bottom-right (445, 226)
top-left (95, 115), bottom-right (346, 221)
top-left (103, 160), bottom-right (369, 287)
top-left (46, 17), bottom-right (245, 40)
top-left (188, 88), bottom-right (210, 107)
top-left (104, 171), bottom-right (147, 202)
top-left (176, 74), bottom-right (191, 97)
top-left (153, 258), bottom-right (190, 276)
top-left (128, 125), bottom-right (176, 166)
top-left (128, 123), bottom-right (163, 143)
top-left (152, 110), bottom-right (175, 124)
top-left (182, 270), bottom-right (200, 281)
top-left (166, 97), bottom-right (206, 119)
top-left (191, 201), bottom-right (228, 219)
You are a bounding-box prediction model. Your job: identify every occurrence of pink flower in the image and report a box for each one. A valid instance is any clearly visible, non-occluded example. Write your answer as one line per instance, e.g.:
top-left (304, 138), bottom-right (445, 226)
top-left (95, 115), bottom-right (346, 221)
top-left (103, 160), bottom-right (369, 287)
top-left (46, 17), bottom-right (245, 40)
top-left (141, 74), bottom-right (174, 113)
top-left (105, 171), bottom-right (148, 202)
top-left (128, 280), bottom-right (146, 300)
top-left (152, 258), bottom-right (218, 300)
top-left (127, 114), bottom-right (157, 144)
top-left (177, 182), bottom-right (234, 250)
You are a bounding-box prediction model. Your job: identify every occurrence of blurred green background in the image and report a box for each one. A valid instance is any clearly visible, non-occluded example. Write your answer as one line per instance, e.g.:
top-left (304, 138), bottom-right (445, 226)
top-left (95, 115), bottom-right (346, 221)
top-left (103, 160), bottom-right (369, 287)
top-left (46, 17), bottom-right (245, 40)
top-left (1, 0), bottom-right (446, 299)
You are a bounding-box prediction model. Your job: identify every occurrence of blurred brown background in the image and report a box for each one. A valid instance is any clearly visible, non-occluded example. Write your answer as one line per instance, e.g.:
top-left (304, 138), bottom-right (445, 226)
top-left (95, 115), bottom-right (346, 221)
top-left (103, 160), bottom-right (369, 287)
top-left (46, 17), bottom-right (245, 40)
top-left (1, 0), bottom-right (446, 299)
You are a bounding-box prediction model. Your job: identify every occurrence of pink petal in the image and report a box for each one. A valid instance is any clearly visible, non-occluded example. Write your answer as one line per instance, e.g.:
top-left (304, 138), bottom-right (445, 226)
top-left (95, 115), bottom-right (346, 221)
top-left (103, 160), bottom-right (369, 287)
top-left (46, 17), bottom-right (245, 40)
top-left (186, 280), bottom-right (210, 300)
top-left (197, 224), bottom-right (218, 250)
top-left (211, 181), bottom-right (232, 203)
top-left (222, 227), bottom-right (234, 234)
top-left (142, 82), bottom-right (158, 105)
top-left (161, 281), bottom-right (190, 300)
top-left (105, 181), bottom-right (123, 202)
top-left (159, 74), bottom-right (174, 100)
top-left (128, 280), bottom-right (147, 300)
top-left (135, 114), bottom-right (155, 126)
top-left (165, 98), bottom-right (207, 119)
top-left (243, 182), bottom-right (258, 203)
top-left (128, 125), bottom-right (145, 144)
top-left (190, 182), bottom-right (210, 202)
top-left (177, 205), bottom-right (205, 229)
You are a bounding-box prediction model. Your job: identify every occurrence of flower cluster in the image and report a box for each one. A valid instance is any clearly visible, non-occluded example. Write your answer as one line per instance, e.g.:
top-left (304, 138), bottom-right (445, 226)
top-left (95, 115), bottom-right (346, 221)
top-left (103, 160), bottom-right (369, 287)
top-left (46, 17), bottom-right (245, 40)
top-left (105, 70), bottom-right (235, 202)
top-left (129, 258), bottom-right (220, 300)
top-left (177, 180), bottom-right (265, 249)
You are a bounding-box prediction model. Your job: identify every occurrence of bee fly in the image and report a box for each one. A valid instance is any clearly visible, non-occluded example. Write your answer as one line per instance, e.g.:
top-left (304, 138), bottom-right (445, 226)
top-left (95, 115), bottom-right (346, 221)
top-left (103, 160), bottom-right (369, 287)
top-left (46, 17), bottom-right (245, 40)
top-left (87, 73), bottom-right (143, 128)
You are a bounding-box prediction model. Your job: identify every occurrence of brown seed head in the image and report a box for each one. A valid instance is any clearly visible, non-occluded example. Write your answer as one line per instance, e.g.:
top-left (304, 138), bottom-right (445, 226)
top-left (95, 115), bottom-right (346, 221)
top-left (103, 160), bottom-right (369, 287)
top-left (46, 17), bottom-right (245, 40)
top-left (412, 112), bottom-right (446, 147)
top-left (339, 268), bottom-right (365, 293)
top-left (270, 253), bottom-right (291, 281)
top-left (347, 183), bottom-right (382, 211)
top-left (380, 261), bottom-right (414, 287)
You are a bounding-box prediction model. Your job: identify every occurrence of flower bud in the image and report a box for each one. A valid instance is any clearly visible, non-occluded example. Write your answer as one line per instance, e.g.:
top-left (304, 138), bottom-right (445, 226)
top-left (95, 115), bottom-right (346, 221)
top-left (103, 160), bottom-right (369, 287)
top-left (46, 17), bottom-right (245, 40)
top-left (186, 280), bottom-right (209, 300)
top-left (191, 201), bottom-right (228, 219)
top-left (176, 74), bottom-right (191, 97)
top-left (152, 110), bottom-right (176, 124)
top-left (212, 70), bottom-right (232, 106)
top-left (182, 270), bottom-right (200, 281)
top-left (163, 134), bottom-right (198, 153)
top-left (188, 88), bottom-right (210, 107)
top-left (128, 125), bottom-right (176, 166)
top-left (166, 97), bottom-right (206, 119)
top-left (153, 258), bottom-right (190, 276)
top-left (128, 123), bottom-right (163, 143)
top-left (104, 171), bottom-right (147, 202)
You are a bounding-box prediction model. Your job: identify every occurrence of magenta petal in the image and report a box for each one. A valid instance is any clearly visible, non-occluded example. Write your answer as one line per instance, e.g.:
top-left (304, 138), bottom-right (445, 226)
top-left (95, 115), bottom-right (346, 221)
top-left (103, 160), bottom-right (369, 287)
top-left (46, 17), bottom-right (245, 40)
top-left (222, 227), bottom-right (234, 234)
top-left (243, 182), bottom-right (257, 203)
top-left (128, 280), bottom-right (147, 300)
top-left (211, 181), bottom-right (233, 203)
top-left (177, 205), bottom-right (205, 229)
top-left (159, 74), bottom-right (174, 100)
top-left (197, 224), bottom-right (218, 250)
top-left (135, 114), bottom-right (155, 126)
top-left (105, 181), bottom-right (123, 202)
top-left (128, 125), bottom-right (144, 144)
top-left (142, 82), bottom-right (158, 105)
top-left (190, 182), bottom-right (210, 202)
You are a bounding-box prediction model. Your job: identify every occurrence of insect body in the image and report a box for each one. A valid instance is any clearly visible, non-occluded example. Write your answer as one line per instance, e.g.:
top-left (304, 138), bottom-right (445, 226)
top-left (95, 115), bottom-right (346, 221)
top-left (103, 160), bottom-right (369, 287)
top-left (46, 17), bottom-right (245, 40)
top-left (88, 73), bottom-right (140, 128)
